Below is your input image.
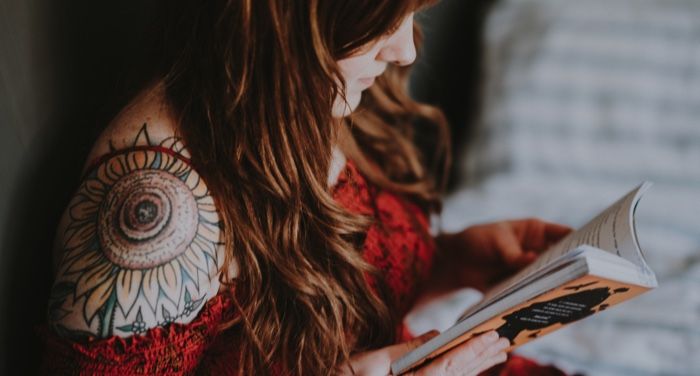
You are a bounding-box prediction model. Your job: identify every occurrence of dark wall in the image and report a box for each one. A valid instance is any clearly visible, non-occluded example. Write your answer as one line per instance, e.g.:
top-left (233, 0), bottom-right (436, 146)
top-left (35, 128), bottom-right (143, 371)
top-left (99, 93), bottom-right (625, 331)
top-left (0, 1), bottom-right (154, 373)
top-left (411, 0), bottom-right (494, 188)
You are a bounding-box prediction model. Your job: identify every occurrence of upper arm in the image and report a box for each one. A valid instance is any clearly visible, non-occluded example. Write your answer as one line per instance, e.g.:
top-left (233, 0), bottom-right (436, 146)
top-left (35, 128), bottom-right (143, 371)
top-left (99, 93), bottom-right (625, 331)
top-left (48, 115), bottom-right (225, 340)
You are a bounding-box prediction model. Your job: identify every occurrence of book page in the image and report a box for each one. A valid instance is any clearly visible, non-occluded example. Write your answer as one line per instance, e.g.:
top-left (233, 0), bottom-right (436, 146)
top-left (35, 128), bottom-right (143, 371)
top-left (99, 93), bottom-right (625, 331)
top-left (546, 182), bottom-right (652, 271)
top-left (463, 182), bottom-right (653, 317)
top-left (394, 184), bottom-right (657, 375)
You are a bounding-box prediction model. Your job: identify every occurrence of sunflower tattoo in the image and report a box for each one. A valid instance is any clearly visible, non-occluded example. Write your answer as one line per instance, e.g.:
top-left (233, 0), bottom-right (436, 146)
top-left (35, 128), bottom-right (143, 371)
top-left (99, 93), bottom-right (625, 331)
top-left (49, 125), bottom-right (223, 339)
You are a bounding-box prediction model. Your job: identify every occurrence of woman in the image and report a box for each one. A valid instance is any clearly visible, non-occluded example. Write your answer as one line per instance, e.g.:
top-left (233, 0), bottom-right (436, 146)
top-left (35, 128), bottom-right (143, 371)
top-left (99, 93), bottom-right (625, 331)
top-left (43, 0), bottom-right (571, 374)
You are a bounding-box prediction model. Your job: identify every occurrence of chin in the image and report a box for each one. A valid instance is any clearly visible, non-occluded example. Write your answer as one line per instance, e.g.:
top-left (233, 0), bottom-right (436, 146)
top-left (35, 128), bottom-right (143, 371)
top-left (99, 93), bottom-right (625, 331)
top-left (332, 91), bottom-right (363, 118)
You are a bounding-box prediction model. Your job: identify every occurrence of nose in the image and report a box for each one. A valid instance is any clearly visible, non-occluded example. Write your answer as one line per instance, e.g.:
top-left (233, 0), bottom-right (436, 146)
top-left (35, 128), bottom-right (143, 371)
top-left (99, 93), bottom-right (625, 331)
top-left (377, 14), bottom-right (416, 67)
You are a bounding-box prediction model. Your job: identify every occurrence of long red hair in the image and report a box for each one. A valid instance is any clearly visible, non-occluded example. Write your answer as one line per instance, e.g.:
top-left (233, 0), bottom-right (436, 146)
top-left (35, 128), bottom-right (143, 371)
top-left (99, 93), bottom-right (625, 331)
top-left (151, 0), bottom-right (448, 373)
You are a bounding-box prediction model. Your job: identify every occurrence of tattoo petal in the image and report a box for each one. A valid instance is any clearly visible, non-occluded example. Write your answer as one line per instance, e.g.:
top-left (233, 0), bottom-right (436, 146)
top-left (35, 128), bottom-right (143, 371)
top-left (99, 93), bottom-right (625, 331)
top-left (84, 179), bottom-right (107, 196)
top-left (84, 279), bottom-right (115, 323)
top-left (75, 262), bottom-right (113, 299)
top-left (198, 208), bottom-right (220, 224)
top-left (116, 269), bottom-right (143, 316)
top-left (184, 246), bottom-right (208, 275)
top-left (185, 171), bottom-right (203, 192)
top-left (64, 249), bottom-right (104, 275)
top-left (157, 262), bottom-right (182, 303)
top-left (179, 255), bottom-right (201, 282)
top-left (69, 198), bottom-right (99, 222)
top-left (129, 149), bottom-right (150, 170)
top-left (197, 223), bottom-right (220, 244)
top-left (141, 269), bottom-right (160, 309)
top-left (64, 223), bottom-right (97, 251)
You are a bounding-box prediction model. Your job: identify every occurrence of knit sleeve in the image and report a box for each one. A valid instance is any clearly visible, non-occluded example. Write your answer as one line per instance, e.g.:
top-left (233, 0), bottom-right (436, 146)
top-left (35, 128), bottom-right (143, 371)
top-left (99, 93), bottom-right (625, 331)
top-left (40, 293), bottom-right (234, 375)
top-left (43, 140), bottom-right (233, 375)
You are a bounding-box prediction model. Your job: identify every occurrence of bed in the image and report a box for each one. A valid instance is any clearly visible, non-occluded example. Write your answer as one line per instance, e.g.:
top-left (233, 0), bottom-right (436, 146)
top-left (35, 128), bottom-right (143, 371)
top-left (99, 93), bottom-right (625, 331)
top-left (406, 1), bottom-right (700, 374)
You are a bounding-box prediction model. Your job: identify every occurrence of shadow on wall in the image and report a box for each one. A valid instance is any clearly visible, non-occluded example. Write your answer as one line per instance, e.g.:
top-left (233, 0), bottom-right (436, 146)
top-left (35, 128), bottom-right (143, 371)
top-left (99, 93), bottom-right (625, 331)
top-left (411, 0), bottom-right (494, 189)
top-left (0, 1), bottom-right (155, 374)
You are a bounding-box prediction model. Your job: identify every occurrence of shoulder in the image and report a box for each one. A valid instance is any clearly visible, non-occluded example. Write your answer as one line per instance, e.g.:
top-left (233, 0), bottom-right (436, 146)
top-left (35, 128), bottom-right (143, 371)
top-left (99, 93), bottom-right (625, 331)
top-left (49, 84), bottom-right (229, 340)
top-left (84, 83), bottom-right (189, 168)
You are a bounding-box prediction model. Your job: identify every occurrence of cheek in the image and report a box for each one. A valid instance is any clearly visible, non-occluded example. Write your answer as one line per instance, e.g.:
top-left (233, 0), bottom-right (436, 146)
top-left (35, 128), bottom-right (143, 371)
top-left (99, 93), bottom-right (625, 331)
top-left (332, 48), bottom-right (378, 117)
top-left (337, 55), bottom-right (373, 86)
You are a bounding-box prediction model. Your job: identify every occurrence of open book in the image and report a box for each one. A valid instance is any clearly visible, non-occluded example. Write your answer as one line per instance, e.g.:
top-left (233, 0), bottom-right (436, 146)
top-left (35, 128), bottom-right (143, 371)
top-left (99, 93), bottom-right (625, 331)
top-left (392, 182), bottom-right (657, 375)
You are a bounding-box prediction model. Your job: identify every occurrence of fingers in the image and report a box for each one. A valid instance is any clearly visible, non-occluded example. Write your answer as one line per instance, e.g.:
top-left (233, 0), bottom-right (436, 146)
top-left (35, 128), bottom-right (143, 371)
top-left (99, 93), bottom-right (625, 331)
top-left (460, 331), bottom-right (500, 361)
top-left (415, 331), bottom-right (510, 376)
top-left (465, 337), bottom-right (509, 376)
top-left (469, 351), bottom-right (508, 376)
top-left (543, 222), bottom-right (573, 243)
top-left (492, 225), bottom-right (524, 266)
top-left (509, 251), bottom-right (538, 270)
top-left (510, 218), bottom-right (572, 252)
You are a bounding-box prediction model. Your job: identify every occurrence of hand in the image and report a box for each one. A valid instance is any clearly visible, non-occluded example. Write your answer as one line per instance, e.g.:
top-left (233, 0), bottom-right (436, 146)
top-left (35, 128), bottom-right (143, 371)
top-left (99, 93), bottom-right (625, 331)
top-left (436, 218), bottom-right (572, 291)
top-left (338, 330), bottom-right (509, 376)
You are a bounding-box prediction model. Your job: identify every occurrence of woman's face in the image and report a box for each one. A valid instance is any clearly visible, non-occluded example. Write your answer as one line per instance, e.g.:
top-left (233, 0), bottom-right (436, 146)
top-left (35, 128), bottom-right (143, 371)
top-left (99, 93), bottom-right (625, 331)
top-left (331, 13), bottom-right (416, 118)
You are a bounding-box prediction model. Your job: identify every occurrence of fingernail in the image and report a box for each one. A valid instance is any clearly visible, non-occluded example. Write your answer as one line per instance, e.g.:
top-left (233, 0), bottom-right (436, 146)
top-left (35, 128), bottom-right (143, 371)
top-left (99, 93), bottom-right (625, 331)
top-left (487, 339), bottom-right (510, 357)
top-left (486, 331), bottom-right (499, 342)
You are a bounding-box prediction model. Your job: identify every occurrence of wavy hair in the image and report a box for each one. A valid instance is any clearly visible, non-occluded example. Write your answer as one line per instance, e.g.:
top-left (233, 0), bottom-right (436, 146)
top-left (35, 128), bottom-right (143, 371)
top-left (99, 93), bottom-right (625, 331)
top-left (150, 0), bottom-right (449, 374)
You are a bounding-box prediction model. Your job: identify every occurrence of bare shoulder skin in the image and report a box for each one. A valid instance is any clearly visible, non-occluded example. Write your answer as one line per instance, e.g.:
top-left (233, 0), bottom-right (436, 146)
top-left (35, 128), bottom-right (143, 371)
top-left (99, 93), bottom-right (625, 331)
top-left (48, 84), bottom-right (229, 340)
top-left (84, 83), bottom-right (190, 167)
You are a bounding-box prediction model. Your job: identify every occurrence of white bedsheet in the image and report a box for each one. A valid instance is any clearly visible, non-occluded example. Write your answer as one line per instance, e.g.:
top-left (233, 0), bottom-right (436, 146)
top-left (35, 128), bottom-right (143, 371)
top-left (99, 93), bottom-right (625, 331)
top-left (434, 177), bottom-right (700, 376)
